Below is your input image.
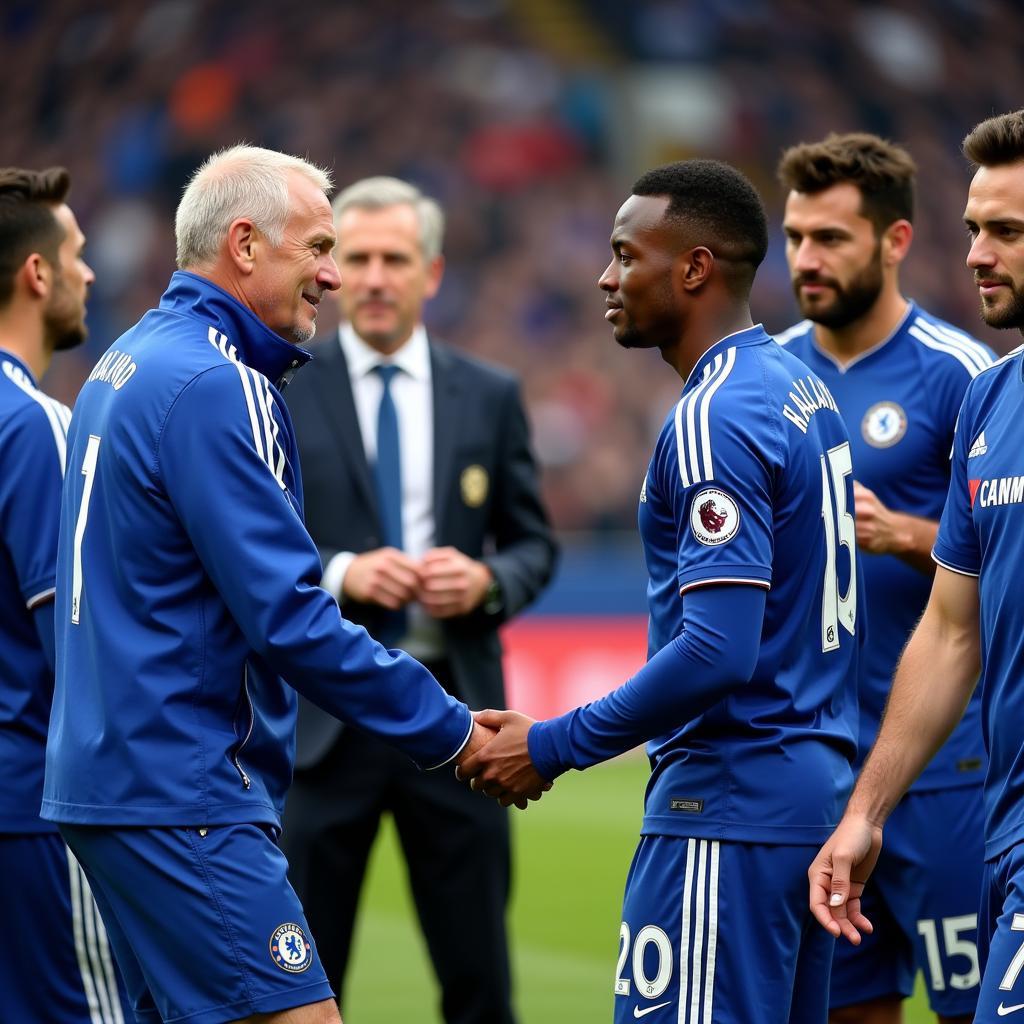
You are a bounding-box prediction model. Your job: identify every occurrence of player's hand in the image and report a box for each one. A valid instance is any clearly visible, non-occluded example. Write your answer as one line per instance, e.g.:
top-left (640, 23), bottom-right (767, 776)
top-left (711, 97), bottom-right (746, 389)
top-left (454, 719), bottom-right (498, 773)
top-left (457, 709), bottom-right (552, 810)
top-left (808, 812), bottom-right (882, 945)
top-left (853, 481), bottom-right (900, 554)
top-left (417, 547), bottom-right (492, 619)
top-left (342, 548), bottom-right (420, 609)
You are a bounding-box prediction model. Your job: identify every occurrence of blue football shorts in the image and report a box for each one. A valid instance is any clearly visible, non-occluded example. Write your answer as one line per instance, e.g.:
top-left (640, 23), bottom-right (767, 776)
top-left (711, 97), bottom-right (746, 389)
top-left (613, 833), bottom-right (834, 1024)
top-left (60, 822), bottom-right (334, 1024)
top-left (829, 783), bottom-right (983, 1017)
top-left (0, 831), bottom-right (131, 1022)
top-left (974, 839), bottom-right (1024, 1022)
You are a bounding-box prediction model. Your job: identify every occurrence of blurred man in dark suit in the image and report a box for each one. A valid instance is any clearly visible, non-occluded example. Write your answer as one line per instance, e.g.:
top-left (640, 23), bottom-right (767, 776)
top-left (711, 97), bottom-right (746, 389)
top-left (281, 176), bottom-right (557, 1024)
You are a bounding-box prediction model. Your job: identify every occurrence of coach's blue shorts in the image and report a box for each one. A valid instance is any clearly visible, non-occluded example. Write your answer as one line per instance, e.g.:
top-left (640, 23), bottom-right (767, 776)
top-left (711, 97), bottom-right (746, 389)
top-left (829, 784), bottom-right (983, 1017)
top-left (974, 840), bottom-right (1024, 1022)
top-left (0, 831), bottom-right (131, 1022)
top-left (613, 834), bottom-right (834, 1024)
top-left (60, 822), bottom-right (335, 1024)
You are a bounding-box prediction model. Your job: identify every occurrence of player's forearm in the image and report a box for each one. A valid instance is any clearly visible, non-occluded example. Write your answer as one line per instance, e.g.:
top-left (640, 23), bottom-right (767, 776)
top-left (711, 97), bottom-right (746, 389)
top-left (847, 601), bottom-right (979, 824)
top-left (528, 584), bottom-right (765, 778)
top-left (888, 511), bottom-right (939, 575)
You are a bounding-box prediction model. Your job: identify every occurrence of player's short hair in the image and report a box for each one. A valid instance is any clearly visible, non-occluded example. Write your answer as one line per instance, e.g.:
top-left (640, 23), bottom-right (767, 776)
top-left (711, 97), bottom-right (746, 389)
top-left (0, 166), bottom-right (70, 309)
top-left (332, 176), bottom-right (445, 261)
top-left (632, 159), bottom-right (768, 297)
top-left (776, 132), bottom-right (916, 232)
top-left (175, 145), bottom-right (333, 269)
top-left (963, 110), bottom-right (1024, 167)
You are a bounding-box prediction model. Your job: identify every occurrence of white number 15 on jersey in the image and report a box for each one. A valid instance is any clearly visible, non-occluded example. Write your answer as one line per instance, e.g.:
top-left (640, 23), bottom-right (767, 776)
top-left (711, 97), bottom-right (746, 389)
top-left (820, 441), bottom-right (857, 652)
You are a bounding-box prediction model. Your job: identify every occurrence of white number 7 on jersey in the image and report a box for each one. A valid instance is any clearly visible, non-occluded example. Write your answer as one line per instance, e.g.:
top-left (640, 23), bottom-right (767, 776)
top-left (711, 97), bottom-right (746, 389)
top-left (820, 441), bottom-right (857, 651)
top-left (71, 434), bottom-right (101, 625)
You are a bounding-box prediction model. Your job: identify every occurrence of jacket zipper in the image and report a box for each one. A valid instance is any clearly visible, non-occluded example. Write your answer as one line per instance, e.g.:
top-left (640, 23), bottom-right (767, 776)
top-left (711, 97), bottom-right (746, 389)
top-left (233, 666), bottom-right (254, 789)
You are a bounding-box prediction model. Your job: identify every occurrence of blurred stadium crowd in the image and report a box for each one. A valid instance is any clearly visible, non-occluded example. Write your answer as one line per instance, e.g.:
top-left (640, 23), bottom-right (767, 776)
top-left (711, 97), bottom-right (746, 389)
top-left (4, 0), bottom-right (1021, 532)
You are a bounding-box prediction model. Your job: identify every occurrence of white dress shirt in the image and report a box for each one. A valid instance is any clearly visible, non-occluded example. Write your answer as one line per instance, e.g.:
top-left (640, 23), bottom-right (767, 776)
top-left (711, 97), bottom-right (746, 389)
top-left (321, 324), bottom-right (444, 660)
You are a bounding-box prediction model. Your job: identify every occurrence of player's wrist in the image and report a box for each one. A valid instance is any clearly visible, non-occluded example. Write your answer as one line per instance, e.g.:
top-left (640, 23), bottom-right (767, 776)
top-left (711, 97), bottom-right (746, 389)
top-left (844, 780), bottom-right (895, 829)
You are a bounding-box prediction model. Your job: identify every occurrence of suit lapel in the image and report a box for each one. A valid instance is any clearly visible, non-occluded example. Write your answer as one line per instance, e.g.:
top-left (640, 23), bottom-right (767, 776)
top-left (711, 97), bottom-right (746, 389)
top-left (430, 342), bottom-right (462, 535)
top-left (311, 338), bottom-right (379, 520)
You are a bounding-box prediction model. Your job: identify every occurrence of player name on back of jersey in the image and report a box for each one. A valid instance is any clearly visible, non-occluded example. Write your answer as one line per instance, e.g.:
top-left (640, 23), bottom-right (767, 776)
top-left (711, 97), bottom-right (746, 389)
top-left (86, 349), bottom-right (137, 391)
top-left (781, 373), bottom-right (839, 434)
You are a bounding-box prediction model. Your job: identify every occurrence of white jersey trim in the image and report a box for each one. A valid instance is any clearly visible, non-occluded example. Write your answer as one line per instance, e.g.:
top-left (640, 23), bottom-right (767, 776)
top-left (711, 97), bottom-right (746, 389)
top-left (909, 317), bottom-right (992, 377)
top-left (674, 348), bottom-right (737, 487)
top-left (26, 585), bottom-right (56, 610)
top-left (679, 577), bottom-right (771, 596)
top-left (773, 320), bottom-right (812, 346)
top-left (428, 716), bottom-right (476, 772)
top-left (2, 359), bottom-right (70, 473)
top-left (976, 342), bottom-right (1024, 378)
top-left (931, 553), bottom-right (980, 578)
top-left (207, 325), bottom-right (239, 364)
top-left (210, 327), bottom-right (289, 492)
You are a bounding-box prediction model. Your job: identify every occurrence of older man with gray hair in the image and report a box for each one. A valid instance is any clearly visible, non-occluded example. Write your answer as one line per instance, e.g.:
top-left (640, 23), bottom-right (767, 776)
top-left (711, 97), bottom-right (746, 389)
top-left (280, 175), bottom-right (556, 1024)
top-left (43, 147), bottom-right (494, 1024)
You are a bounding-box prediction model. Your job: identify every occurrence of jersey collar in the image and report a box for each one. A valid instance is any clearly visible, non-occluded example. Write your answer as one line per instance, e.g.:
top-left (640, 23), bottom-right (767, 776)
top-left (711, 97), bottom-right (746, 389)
top-left (807, 301), bottom-right (915, 375)
top-left (684, 324), bottom-right (769, 391)
top-left (159, 271), bottom-right (313, 388)
top-left (0, 348), bottom-right (37, 388)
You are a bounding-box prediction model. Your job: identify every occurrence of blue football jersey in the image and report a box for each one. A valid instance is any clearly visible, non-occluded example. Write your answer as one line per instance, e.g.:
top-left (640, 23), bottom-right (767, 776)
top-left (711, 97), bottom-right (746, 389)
top-left (778, 303), bottom-right (992, 791)
top-left (933, 344), bottom-right (1024, 860)
top-left (43, 272), bottom-right (471, 828)
top-left (0, 353), bottom-right (69, 833)
top-left (635, 325), bottom-right (858, 844)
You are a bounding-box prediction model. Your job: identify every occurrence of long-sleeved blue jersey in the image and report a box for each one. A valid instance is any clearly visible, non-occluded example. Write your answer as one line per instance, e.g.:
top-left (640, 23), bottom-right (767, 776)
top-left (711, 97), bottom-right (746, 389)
top-left (530, 326), bottom-right (859, 844)
top-left (43, 272), bottom-right (472, 828)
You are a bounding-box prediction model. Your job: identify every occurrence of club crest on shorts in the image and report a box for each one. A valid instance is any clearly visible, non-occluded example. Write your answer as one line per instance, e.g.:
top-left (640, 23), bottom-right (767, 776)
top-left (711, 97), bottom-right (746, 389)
top-left (861, 401), bottom-right (907, 448)
top-left (690, 487), bottom-right (740, 546)
top-left (269, 923), bottom-right (312, 973)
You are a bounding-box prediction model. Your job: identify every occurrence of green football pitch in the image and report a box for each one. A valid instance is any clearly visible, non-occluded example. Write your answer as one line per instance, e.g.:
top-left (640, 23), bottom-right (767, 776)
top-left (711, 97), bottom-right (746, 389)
top-left (340, 753), bottom-right (932, 1022)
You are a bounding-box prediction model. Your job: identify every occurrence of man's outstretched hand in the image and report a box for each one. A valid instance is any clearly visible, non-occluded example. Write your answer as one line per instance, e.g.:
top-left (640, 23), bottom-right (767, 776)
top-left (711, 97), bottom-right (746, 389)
top-left (807, 812), bottom-right (882, 945)
top-left (454, 718), bottom-right (497, 773)
top-left (456, 709), bottom-right (552, 810)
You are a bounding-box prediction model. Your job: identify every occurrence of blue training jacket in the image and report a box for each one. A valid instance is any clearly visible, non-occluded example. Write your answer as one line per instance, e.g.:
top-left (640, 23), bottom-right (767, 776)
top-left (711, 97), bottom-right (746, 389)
top-left (42, 271), bottom-right (472, 828)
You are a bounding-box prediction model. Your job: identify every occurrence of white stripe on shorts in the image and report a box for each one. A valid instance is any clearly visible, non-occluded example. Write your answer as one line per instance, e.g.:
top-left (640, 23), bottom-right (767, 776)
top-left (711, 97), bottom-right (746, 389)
top-left (66, 846), bottom-right (125, 1024)
top-left (678, 839), bottom-right (720, 1024)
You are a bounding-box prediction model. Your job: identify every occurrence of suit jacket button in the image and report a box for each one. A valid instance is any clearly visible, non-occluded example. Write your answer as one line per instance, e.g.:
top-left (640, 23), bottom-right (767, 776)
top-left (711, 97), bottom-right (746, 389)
top-left (366, 535), bottom-right (378, 547)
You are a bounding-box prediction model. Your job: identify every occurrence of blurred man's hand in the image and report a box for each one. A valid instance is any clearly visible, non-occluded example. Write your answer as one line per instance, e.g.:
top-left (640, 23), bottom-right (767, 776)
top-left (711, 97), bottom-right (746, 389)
top-left (418, 546), bottom-right (492, 618)
top-left (342, 548), bottom-right (420, 609)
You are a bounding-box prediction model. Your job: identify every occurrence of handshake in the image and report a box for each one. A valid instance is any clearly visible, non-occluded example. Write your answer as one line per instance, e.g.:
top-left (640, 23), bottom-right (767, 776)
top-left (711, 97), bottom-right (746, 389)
top-left (454, 710), bottom-right (553, 810)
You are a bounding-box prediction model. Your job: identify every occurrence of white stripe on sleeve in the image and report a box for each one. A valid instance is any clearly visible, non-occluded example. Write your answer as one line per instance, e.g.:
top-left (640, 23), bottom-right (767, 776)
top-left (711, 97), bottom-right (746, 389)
top-left (3, 360), bottom-right (69, 472)
top-left (231, 361), bottom-right (267, 463)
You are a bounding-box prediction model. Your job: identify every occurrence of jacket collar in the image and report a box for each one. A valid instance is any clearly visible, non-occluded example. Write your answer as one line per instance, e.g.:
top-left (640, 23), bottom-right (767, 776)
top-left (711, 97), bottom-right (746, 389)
top-left (159, 270), bottom-right (313, 388)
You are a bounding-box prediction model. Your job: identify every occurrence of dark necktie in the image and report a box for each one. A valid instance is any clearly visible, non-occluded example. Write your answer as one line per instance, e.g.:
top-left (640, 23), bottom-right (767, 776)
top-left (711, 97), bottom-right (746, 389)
top-left (372, 364), bottom-right (405, 644)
